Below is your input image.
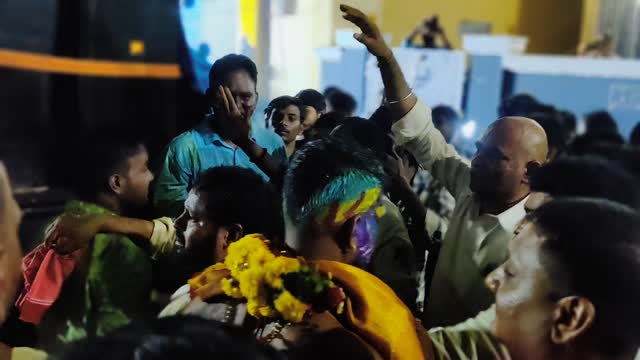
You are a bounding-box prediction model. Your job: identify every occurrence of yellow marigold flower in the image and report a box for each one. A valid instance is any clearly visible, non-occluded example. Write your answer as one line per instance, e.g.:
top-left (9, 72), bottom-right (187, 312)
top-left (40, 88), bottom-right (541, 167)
top-left (274, 290), bottom-right (309, 323)
top-left (220, 278), bottom-right (242, 299)
top-left (265, 256), bottom-right (301, 289)
top-left (237, 268), bottom-right (264, 300)
top-left (259, 305), bottom-right (276, 317)
top-left (225, 234), bottom-right (272, 277)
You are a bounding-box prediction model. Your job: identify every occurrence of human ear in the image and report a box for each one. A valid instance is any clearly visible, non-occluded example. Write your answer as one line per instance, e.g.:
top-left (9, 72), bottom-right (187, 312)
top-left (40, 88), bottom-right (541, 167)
top-left (334, 217), bottom-right (358, 259)
top-left (524, 161), bottom-right (542, 185)
top-left (221, 223), bottom-right (244, 251)
top-left (108, 174), bottom-right (124, 195)
top-left (550, 296), bottom-right (595, 345)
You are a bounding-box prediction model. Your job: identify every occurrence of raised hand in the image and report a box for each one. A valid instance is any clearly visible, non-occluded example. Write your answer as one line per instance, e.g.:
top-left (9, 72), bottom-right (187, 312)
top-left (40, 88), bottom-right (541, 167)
top-left (218, 85), bottom-right (251, 144)
top-left (340, 4), bottom-right (392, 60)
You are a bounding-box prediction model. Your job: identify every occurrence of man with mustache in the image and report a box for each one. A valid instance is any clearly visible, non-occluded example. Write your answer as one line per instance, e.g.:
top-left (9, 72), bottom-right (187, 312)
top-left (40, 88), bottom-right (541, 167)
top-left (154, 54), bottom-right (287, 218)
top-left (266, 96), bottom-right (304, 159)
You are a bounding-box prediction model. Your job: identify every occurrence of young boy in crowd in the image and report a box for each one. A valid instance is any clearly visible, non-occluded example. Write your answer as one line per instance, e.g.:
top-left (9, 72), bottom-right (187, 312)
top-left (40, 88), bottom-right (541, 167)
top-left (20, 131), bottom-right (155, 352)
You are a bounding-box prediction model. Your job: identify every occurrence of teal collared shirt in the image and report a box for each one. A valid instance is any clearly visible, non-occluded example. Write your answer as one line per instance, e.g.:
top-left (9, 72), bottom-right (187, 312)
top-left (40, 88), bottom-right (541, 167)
top-left (154, 117), bottom-right (286, 217)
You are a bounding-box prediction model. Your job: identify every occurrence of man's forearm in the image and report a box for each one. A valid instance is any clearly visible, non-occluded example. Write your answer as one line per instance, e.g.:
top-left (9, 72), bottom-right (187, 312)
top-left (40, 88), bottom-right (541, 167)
top-left (377, 54), bottom-right (417, 121)
top-left (238, 139), bottom-right (286, 186)
top-left (100, 216), bottom-right (154, 241)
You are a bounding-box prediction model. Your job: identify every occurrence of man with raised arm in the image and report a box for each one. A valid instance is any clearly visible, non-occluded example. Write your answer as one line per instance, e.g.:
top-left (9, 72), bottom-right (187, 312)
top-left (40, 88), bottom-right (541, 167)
top-left (341, 4), bottom-right (548, 327)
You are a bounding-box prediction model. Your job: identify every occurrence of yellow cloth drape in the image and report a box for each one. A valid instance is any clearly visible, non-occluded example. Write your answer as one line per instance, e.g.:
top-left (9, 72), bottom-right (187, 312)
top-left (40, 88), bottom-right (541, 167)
top-left (315, 260), bottom-right (425, 360)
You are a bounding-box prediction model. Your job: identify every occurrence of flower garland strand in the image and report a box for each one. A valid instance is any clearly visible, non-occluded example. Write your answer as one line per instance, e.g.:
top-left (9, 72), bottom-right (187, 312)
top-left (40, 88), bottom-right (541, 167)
top-left (221, 234), bottom-right (345, 323)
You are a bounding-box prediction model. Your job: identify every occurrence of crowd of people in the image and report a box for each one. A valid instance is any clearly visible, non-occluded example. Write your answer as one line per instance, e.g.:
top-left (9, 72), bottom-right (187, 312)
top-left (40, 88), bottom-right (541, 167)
top-left (1, 4), bottom-right (640, 360)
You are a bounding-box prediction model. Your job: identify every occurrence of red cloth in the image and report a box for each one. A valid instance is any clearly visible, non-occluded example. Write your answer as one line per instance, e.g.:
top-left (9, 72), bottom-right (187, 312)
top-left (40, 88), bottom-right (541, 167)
top-left (16, 244), bottom-right (79, 324)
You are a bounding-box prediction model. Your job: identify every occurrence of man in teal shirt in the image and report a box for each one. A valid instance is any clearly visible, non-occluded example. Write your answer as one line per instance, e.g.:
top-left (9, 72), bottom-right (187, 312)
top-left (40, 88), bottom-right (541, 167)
top-left (154, 54), bottom-right (287, 217)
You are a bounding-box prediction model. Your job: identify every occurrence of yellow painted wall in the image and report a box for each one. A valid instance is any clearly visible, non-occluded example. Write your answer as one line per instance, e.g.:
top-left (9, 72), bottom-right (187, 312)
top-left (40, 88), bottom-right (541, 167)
top-left (381, 0), bottom-right (586, 54)
top-left (580, 0), bottom-right (601, 44)
top-left (240, 0), bottom-right (258, 46)
top-left (381, 0), bottom-right (522, 48)
top-left (517, 0), bottom-right (583, 54)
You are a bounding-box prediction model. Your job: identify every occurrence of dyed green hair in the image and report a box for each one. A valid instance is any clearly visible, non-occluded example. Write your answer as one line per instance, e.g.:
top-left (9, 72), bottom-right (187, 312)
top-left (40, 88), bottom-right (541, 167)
top-left (284, 137), bottom-right (385, 226)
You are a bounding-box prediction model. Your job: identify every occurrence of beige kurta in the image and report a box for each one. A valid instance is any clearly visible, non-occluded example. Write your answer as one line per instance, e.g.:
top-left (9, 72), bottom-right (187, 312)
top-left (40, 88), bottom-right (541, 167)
top-left (392, 101), bottom-right (527, 327)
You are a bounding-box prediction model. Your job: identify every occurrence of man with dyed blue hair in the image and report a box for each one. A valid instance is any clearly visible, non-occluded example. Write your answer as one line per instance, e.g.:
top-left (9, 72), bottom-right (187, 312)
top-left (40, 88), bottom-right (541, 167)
top-left (283, 137), bottom-right (417, 310)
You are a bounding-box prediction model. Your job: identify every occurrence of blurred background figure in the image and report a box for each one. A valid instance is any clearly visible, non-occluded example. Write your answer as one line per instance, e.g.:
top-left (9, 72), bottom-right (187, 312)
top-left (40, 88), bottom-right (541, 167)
top-left (323, 87), bottom-right (357, 117)
top-left (405, 16), bottom-right (452, 49)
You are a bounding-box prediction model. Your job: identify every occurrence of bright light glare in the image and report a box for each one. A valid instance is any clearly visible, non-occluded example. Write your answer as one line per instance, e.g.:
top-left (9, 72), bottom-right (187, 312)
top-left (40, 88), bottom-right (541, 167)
top-left (461, 120), bottom-right (477, 139)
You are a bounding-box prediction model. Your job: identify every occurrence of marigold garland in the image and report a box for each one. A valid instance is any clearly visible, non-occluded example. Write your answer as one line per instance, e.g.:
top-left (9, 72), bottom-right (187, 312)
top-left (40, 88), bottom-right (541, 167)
top-left (220, 234), bottom-right (345, 323)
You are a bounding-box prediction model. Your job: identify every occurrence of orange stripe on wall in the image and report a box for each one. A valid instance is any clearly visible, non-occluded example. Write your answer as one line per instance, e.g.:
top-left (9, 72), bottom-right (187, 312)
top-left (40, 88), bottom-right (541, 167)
top-left (0, 48), bottom-right (181, 79)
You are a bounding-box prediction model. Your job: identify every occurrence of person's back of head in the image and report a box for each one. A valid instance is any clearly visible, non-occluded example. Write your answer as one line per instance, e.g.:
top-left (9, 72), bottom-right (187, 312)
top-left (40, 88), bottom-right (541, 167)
top-left (305, 111), bottom-right (348, 140)
top-left (498, 93), bottom-right (540, 118)
top-left (192, 166), bottom-right (280, 241)
top-left (208, 54), bottom-right (257, 89)
top-left (288, 328), bottom-right (376, 360)
top-left (528, 111), bottom-right (567, 160)
top-left (530, 155), bottom-right (640, 210)
top-left (568, 131), bottom-right (625, 156)
top-left (327, 89), bottom-right (357, 117)
top-left (431, 105), bottom-right (461, 143)
top-left (529, 199), bottom-right (640, 356)
top-left (284, 137), bottom-right (385, 263)
top-left (630, 121), bottom-right (640, 147)
top-left (331, 117), bottom-right (393, 163)
top-left (585, 110), bottom-right (619, 135)
top-left (60, 316), bottom-right (279, 360)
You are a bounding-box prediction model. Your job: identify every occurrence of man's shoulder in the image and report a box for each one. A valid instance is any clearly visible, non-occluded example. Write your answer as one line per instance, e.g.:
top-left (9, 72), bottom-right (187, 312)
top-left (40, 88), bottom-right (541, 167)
top-left (167, 129), bottom-right (197, 150)
top-left (252, 127), bottom-right (285, 150)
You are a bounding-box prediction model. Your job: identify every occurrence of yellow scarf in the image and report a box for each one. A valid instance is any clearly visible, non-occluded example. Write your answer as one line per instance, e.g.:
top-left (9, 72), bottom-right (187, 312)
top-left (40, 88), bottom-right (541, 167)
top-left (188, 260), bottom-right (425, 360)
top-left (314, 260), bottom-right (425, 360)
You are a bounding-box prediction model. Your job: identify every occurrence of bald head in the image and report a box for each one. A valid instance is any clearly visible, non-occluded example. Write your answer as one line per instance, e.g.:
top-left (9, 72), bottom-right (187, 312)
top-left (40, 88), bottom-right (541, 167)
top-left (490, 116), bottom-right (548, 163)
top-left (470, 117), bottom-right (548, 210)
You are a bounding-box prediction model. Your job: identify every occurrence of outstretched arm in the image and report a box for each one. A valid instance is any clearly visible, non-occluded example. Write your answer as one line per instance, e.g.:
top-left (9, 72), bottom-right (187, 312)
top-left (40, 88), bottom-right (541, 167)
top-left (46, 214), bottom-right (175, 256)
top-left (340, 4), bottom-right (471, 199)
top-left (340, 4), bottom-right (416, 121)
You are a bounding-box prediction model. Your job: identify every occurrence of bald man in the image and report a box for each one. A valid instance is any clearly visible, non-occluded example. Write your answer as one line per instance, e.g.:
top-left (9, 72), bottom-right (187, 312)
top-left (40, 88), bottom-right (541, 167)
top-left (341, 4), bottom-right (548, 326)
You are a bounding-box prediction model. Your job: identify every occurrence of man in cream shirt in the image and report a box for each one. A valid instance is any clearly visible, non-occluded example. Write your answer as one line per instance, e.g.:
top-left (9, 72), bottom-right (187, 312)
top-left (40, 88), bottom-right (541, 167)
top-left (340, 4), bottom-right (548, 327)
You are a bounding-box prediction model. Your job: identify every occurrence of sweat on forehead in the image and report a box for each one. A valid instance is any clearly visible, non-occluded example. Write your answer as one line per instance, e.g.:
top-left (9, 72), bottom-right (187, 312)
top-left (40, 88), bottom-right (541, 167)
top-left (483, 116), bottom-right (548, 162)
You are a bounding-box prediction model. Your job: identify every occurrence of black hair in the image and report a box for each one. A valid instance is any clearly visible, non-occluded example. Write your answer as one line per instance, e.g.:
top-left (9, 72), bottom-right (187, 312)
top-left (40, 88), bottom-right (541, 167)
top-left (264, 96), bottom-right (304, 129)
top-left (585, 110), bottom-right (618, 135)
top-left (432, 105), bottom-right (460, 128)
top-left (296, 89), bottom-right (327, 113)
top-left (630, 122), bottom-right (640, 146)
top-left (528, 198), bottom-right (640, 355)
top-left (70, 129), bottom-right (146, 200)
top-left (528, 111), bottom-right (567, 159)
top-left (192, 167), bottom-right (280, 239)
top-left (369, 105), bottom-right (393, 134)
top-left (208, 54), bottom-right (258, 89)
top-left (323, 86), bottom-right (340, 98)
top-left (327, 89), bottom-right (357, 116)
top-left (569, 132), bottom-right (625, 155)
top-left (288, 328), bottom-right (375, 360)
top-left (331, 117), bottom-right (393, 162)
top-left (306, 111), bottom-right (348, 140)
top-left (530, 155), bottom-right (640, 210)
top-left (284, 136), bottom-right (385, 226)
top-left (60, 316), bottom-right (280, 360)
top-left (498, 93), bottom-right (540, 118)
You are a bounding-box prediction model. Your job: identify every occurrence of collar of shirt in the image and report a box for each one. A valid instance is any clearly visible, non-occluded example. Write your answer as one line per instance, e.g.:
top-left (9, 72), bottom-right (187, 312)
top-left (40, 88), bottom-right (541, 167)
top-left (471, 195), bottom-right (529, 231)
top-left (195, 115), bottom-right (256, 149)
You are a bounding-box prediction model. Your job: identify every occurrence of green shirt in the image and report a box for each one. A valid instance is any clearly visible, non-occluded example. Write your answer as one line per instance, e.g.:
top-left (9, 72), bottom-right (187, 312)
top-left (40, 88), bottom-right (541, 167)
top-left (38, 201), bottom-right (152, 352)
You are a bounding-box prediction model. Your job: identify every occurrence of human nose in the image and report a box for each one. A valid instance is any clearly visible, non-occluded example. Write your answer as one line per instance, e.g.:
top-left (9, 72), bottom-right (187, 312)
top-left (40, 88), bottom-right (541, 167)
top-left (485, 267), bottom-right (502, 294)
